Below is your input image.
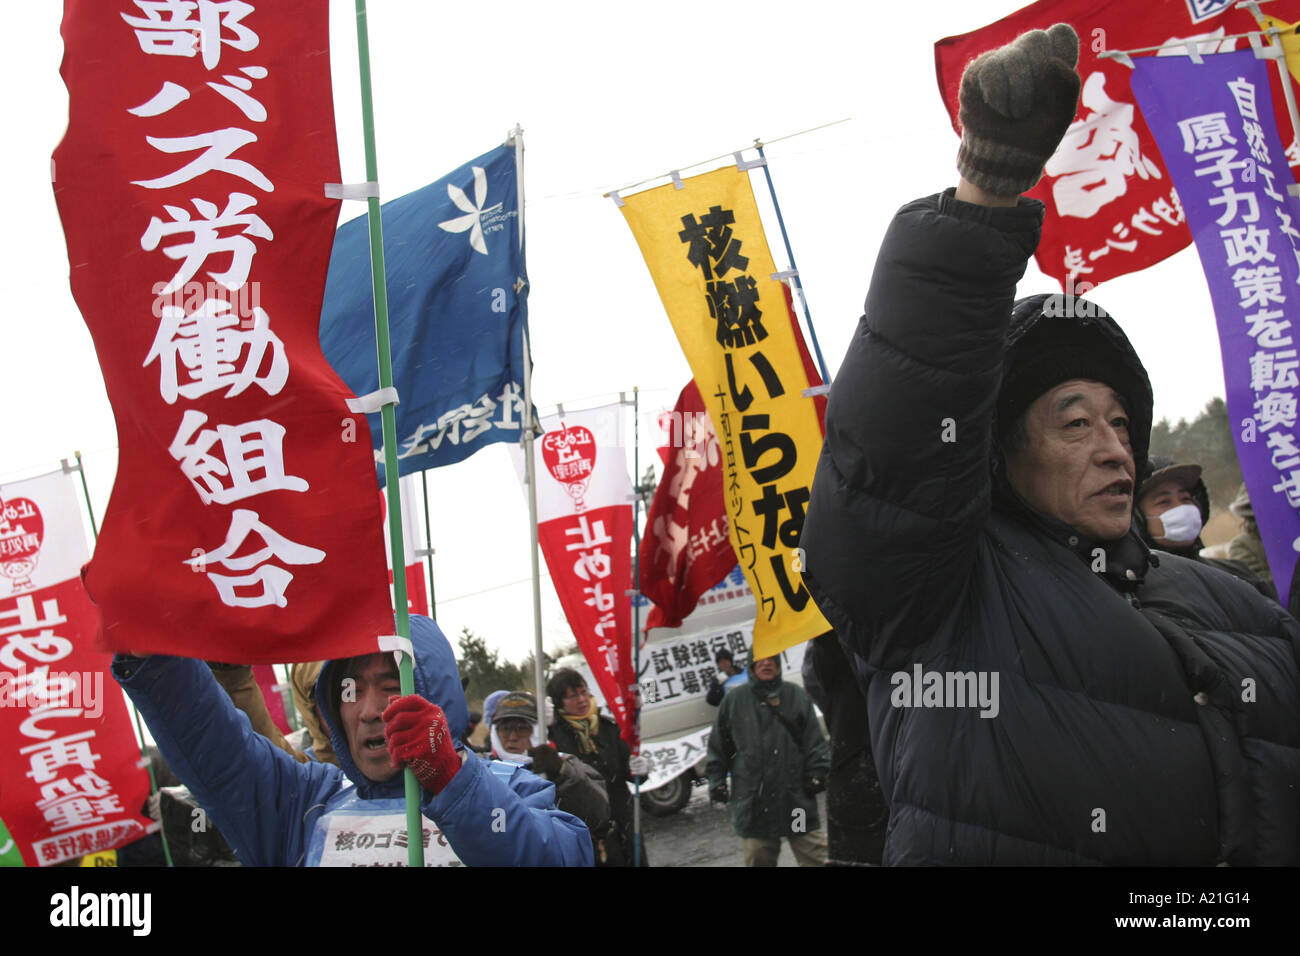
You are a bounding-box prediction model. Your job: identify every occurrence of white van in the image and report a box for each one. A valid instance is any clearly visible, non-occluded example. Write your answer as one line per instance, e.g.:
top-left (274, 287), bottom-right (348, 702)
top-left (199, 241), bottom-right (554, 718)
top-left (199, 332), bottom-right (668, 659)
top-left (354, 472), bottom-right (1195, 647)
top-left (553, 567), bottom-right (808, 816)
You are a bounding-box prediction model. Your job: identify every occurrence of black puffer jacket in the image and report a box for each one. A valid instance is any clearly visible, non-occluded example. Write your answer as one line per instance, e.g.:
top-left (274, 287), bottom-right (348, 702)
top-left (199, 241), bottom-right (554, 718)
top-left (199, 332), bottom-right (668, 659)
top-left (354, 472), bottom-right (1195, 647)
top-left (802, 190), bottom-right (1300, 865)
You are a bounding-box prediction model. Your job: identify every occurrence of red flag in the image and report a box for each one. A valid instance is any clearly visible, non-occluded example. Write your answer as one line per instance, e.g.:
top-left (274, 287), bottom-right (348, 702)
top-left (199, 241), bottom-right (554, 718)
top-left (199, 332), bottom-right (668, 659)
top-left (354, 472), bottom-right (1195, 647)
top-left (1, 470), bottom-right (153, 866)
top-left (380, 477), bottom-right (431, 618)
top-left (514, 405), bottom-right (637, 747)
top-left (639, 382), bottom-right (734, 630)
top-left (251, 664), bottom-right (291, 736)
top-left (780, 284), bottom-right (827, 433)
top-left (52, 1), bottom-right (392, 663)
top-left (935, 0), bottom-right (1300, 289)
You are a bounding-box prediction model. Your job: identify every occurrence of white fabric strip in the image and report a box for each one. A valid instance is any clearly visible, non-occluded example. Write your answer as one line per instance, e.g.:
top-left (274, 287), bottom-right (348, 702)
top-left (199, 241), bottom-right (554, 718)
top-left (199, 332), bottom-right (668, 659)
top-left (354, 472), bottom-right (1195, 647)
top-left (377, 634), bottom-right (415, 665)
top-left (346, 387), bottom-right (400, 414)
top-left (324, 181), bottom-right (381, 200)
top-left (802, 384), bottom-right (831, 397)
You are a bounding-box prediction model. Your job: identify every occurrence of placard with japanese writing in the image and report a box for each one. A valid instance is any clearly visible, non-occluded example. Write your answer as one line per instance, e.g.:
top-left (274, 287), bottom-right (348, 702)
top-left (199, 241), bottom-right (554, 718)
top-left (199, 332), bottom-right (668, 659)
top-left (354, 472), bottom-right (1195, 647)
top-left (0, 469), bottom-right (153, 866)
top-left (637, 622), bottom-right (751, 709)
top-left (1132, 48), bottom-right (1300, 602)
top-left (52, 0), bottom-right (393, 663)
top-left (308, 805), bottom-right (461, 867)
top-left (620, 166), bottom-right (831, 659)
top-left (638, 727), bottom-right (712, 792)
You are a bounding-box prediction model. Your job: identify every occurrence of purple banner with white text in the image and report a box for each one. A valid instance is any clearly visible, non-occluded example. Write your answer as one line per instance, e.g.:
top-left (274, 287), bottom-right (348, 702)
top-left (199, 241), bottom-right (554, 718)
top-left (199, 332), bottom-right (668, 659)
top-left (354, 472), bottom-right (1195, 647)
top-left (1133, 48), bottom-right (1300, 602)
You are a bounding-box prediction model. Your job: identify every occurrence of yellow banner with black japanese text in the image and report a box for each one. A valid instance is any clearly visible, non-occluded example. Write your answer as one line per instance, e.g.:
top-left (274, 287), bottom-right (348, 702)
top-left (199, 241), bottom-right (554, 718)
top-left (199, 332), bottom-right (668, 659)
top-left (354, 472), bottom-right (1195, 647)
top-left (620, 165), bottom-right (829, 657)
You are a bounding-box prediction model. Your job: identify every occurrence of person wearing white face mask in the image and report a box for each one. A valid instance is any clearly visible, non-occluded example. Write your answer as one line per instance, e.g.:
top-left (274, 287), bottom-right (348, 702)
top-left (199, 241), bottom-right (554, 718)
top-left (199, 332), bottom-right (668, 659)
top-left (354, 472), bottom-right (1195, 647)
top-left (1136, 458), bottom-right (1277, 601)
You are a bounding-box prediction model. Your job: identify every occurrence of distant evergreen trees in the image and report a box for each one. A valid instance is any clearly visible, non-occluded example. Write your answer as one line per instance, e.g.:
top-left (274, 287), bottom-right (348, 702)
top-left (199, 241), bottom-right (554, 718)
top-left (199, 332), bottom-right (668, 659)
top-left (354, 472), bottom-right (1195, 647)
top-left (1148, 397), bottom-right (1241, 510)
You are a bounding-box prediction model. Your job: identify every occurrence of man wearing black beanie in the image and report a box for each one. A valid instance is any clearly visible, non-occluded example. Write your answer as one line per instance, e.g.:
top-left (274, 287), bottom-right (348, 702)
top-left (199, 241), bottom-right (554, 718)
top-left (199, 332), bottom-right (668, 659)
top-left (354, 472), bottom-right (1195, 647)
top-left (801, 23), bottom-right (1300, 866)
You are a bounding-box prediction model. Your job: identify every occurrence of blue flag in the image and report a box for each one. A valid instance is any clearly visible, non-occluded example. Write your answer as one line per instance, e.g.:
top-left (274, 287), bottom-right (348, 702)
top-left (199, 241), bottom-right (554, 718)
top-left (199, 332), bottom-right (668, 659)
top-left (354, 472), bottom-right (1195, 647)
top-left (320, 141), bottom-right (531, 478)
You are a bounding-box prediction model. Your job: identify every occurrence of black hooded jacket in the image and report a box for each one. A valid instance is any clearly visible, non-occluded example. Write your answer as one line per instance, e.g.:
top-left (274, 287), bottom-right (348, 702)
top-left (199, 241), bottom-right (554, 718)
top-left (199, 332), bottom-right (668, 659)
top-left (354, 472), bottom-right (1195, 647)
top-left (802, 190), bottom-right (1300, 865)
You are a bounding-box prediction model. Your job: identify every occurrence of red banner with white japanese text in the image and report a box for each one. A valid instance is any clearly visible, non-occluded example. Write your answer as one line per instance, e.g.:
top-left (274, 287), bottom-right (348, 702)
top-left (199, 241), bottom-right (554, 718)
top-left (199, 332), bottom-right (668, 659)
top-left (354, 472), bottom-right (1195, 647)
top-left (640, 381), bottom-right (734, 631)
top-left (52, 1), bottom-right (392, 662)
top-left (935, 0), bottom-right (1300, 289)
top-left (513, 405), bottom-right (636, 746)
top-left (0, 469), bottom-right (153, 866)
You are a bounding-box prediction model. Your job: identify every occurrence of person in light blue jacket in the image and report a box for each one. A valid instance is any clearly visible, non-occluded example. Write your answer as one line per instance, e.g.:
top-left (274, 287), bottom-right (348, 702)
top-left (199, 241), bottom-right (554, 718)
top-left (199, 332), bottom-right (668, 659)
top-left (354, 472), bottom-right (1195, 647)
top-left (113, 616), bottom-right (592, 867)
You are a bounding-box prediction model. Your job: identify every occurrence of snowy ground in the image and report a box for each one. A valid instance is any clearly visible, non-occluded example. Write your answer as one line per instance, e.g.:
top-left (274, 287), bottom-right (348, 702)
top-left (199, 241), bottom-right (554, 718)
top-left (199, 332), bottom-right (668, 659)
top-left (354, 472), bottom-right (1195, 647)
top-left (639, 781), bottom-right (828, 867)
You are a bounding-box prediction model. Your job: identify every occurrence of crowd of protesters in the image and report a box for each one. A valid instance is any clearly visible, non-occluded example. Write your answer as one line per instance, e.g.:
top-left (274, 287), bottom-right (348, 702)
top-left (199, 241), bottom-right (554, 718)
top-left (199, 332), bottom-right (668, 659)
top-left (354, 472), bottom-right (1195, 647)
top-left (54, 22), bottom-right (1300, 869)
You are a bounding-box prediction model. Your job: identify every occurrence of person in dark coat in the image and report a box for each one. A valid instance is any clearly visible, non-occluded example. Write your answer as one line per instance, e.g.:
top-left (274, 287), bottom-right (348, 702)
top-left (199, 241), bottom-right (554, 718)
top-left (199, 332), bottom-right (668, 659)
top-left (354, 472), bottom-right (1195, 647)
top-left (805, 632), bottom-right (888, 865)
top-left (705, 647), bottom-right (745, 706)
top-left (1135, 457), bottom-right (1276, 600)
top-left (546, 668), bottom-right (648, 866)
top-left (801, 24), bottom-right (1300, 865)
top-left (707, 655), bottom-right (830, 866)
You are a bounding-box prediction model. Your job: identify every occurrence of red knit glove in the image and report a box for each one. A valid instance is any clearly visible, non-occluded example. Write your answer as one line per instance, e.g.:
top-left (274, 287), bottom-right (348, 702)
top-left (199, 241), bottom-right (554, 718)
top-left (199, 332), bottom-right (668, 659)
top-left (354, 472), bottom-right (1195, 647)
top-left (383, 694), bottom-right (461, 796)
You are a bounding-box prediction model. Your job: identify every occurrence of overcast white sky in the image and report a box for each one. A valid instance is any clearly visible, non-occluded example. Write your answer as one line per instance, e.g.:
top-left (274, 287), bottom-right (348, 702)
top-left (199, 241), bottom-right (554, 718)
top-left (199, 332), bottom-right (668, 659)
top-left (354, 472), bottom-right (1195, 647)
top-left (2, 1), bottom-right (1232, 663)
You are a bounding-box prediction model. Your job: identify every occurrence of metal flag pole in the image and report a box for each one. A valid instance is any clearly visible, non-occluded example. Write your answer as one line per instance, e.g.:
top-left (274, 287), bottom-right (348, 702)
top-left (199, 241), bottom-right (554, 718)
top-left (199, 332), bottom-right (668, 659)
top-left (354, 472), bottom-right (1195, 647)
top-left (65, 452), bottom-right (174, 867)
top-left (419, 472), bottom-right (437, 618)
top-left (523, 329), bottom-right (547, 731)
top-left (71, 451), bottom-right (97, 541)
top-left (753, 143), bottom-right (832, 386)
top-left (510, 125), bottom-right (547, 731)
top-left (631, 387), bottom-right (643, 867)
top-left (353, 0), bottom-right (422, 868)
top-left (1240, 1), bottom-right (1300, 157)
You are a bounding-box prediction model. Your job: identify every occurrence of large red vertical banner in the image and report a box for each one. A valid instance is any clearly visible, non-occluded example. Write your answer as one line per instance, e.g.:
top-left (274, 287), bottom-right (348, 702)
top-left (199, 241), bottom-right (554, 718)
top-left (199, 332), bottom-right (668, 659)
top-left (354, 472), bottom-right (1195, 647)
top-left (52, 1), bottom-right (392, 663)
top-left (0, 470), bottom-right (153, 866)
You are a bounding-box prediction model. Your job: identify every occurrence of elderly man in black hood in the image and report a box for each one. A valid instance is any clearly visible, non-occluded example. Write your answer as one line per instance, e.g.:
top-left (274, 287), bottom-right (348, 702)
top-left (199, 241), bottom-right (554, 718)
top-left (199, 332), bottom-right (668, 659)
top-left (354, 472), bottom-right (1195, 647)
top-left (802, 23), bottom-right (1300, 865)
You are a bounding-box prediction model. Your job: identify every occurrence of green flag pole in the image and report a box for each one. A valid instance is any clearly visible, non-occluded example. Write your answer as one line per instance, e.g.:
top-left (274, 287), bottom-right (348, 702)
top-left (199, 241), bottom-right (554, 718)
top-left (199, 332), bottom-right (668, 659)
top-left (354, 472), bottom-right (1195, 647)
top-left (65, 452), bottom-right (174, 867)
top-left (352, 0), bottom-right (422, 868)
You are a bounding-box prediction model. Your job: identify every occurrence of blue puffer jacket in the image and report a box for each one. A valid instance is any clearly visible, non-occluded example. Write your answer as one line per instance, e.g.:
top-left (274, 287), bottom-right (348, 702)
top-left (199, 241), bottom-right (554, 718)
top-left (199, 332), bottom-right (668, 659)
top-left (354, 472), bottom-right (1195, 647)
top-left (113, 616), bottom-right (592, 866)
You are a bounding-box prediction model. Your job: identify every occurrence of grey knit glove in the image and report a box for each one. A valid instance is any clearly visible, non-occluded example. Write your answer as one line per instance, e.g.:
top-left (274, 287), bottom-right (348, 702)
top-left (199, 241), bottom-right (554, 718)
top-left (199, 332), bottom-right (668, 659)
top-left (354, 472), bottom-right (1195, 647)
top-left (957, 22), bottom-right (1081, 198)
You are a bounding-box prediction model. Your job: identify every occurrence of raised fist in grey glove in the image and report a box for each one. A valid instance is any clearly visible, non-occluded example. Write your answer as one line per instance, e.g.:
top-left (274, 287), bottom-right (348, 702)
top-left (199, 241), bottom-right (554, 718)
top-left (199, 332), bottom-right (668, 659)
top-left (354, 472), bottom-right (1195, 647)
top-left (958, 22), bottom-right (1081, 198)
